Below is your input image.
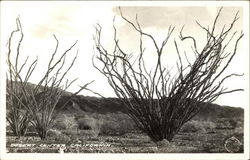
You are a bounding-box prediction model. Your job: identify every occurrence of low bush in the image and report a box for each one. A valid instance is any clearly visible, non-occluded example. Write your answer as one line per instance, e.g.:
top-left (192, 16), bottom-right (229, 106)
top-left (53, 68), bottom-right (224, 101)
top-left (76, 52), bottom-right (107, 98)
top-left (99, 112), bottom-right (137, 135)
top-left (216, 118), bottom-right (234, 129)
top-left (47, 129), bottom-right (62, 137)
top-left (78, 115), bottom-right (102, 137)
top-left (53, 114), bottom-right (78, 130)
top-left (234, 126), bottom-right (243, 134)
top-left (180, 120), bottom-right (216, 133)
top-left (62, 129), bottom-right (79, 137)
top-left (54, 133), bottom-right (71, 143)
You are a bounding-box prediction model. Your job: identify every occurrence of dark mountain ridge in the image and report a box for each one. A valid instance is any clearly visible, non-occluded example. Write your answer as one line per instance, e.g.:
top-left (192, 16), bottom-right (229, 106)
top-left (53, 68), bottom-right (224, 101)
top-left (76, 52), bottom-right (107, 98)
top-left (6, 81), bottom-right (244, 121)
top-left (56, 94), bottom-right (244, 121)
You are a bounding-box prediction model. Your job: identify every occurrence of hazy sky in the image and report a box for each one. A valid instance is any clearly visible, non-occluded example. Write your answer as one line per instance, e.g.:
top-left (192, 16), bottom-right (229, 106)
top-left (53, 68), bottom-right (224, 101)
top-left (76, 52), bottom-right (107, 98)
top-left (1, 1), bottom-right (249, 108)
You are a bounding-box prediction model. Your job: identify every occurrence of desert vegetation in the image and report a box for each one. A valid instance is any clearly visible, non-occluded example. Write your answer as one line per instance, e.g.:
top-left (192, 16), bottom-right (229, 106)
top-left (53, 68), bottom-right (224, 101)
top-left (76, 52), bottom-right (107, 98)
top-left (6, 102), bottom-right (244, 153)
top-left (6, 17), bottom-right (92, 140)
top-left (93, 7), bottom-right (243, 142)
top-left (6, 7), bottom-right (244, 153)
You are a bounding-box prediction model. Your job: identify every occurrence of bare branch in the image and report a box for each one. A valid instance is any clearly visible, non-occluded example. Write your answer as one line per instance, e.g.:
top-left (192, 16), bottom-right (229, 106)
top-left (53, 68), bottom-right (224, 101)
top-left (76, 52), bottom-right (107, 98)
top-left (93, 7), bottom-right (243, 142)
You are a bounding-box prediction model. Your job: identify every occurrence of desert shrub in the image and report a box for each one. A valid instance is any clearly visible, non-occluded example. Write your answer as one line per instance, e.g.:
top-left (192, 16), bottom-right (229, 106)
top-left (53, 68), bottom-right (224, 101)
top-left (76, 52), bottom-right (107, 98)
top-left (156, 139), bottom-right (170, 147)
top-left (77, 115), bottom-right (102, 137)
top-left (63, 114), bottom-right (78, 129)
top-left (234, 126), bottom-right (243, 134)
top-left (228, 119), bottom-right (237, 129)
top-left (78, 118), bottom-right (92, 130)
top-left (180, 120), bottom-right (216, 133)
top-left (216, 118), bottom-right (234, 129)
top-left (202, 121), bottom-right (216, 131)
top-left (47, 129), bottom-right (62, 137)
top-left (62, 129), bottom-right (79, 137)
top-left (232, 117), bottom-right (244, 128)
top-left (233, 118), bottom-right (244, 134)
top-left (77, 129), bottom-right (99, 138)
top-left (181, 121), bottom-right (204, 133)
top-left (224, 117), bottom-right (243, 129)
top-left (236, 120), bottom-right (244, 128)
top-left (53, 114), bottom-right (78, 130)
top-left (101, 121), bottom-right (121, 135)
top-left (78, 130), bottom-right (88, 136)
top-left (155, 141), bottom-right (198, 153)
top-left (54, 133), bottom-right (71, 143)
top-left (99, 112), bottom-right (137, 135)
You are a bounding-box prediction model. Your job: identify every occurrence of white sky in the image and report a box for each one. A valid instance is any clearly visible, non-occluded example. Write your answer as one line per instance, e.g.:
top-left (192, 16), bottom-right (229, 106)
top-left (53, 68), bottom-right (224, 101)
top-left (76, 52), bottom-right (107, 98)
top-left (0, 1), bottom-right (249, 108)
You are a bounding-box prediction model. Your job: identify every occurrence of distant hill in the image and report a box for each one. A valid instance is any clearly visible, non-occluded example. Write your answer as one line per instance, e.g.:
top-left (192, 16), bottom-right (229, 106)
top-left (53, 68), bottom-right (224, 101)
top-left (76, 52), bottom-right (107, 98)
top-left (6, 81), bottom-right (244, 121)
top-left (56, 94), bottom-right (244, 121)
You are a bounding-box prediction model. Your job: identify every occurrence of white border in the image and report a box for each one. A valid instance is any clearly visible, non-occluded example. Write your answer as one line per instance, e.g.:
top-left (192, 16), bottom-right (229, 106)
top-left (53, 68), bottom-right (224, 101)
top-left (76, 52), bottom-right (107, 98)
top-left (0, 1), bottom-right (249, 160)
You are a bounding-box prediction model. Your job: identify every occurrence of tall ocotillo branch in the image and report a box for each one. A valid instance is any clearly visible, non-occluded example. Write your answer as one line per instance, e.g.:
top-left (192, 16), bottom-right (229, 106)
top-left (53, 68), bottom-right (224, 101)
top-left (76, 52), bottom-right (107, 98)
top-left (7, 17), bottom-right (93, 139)
top-left (93, 7), bottom-right (243, 142)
